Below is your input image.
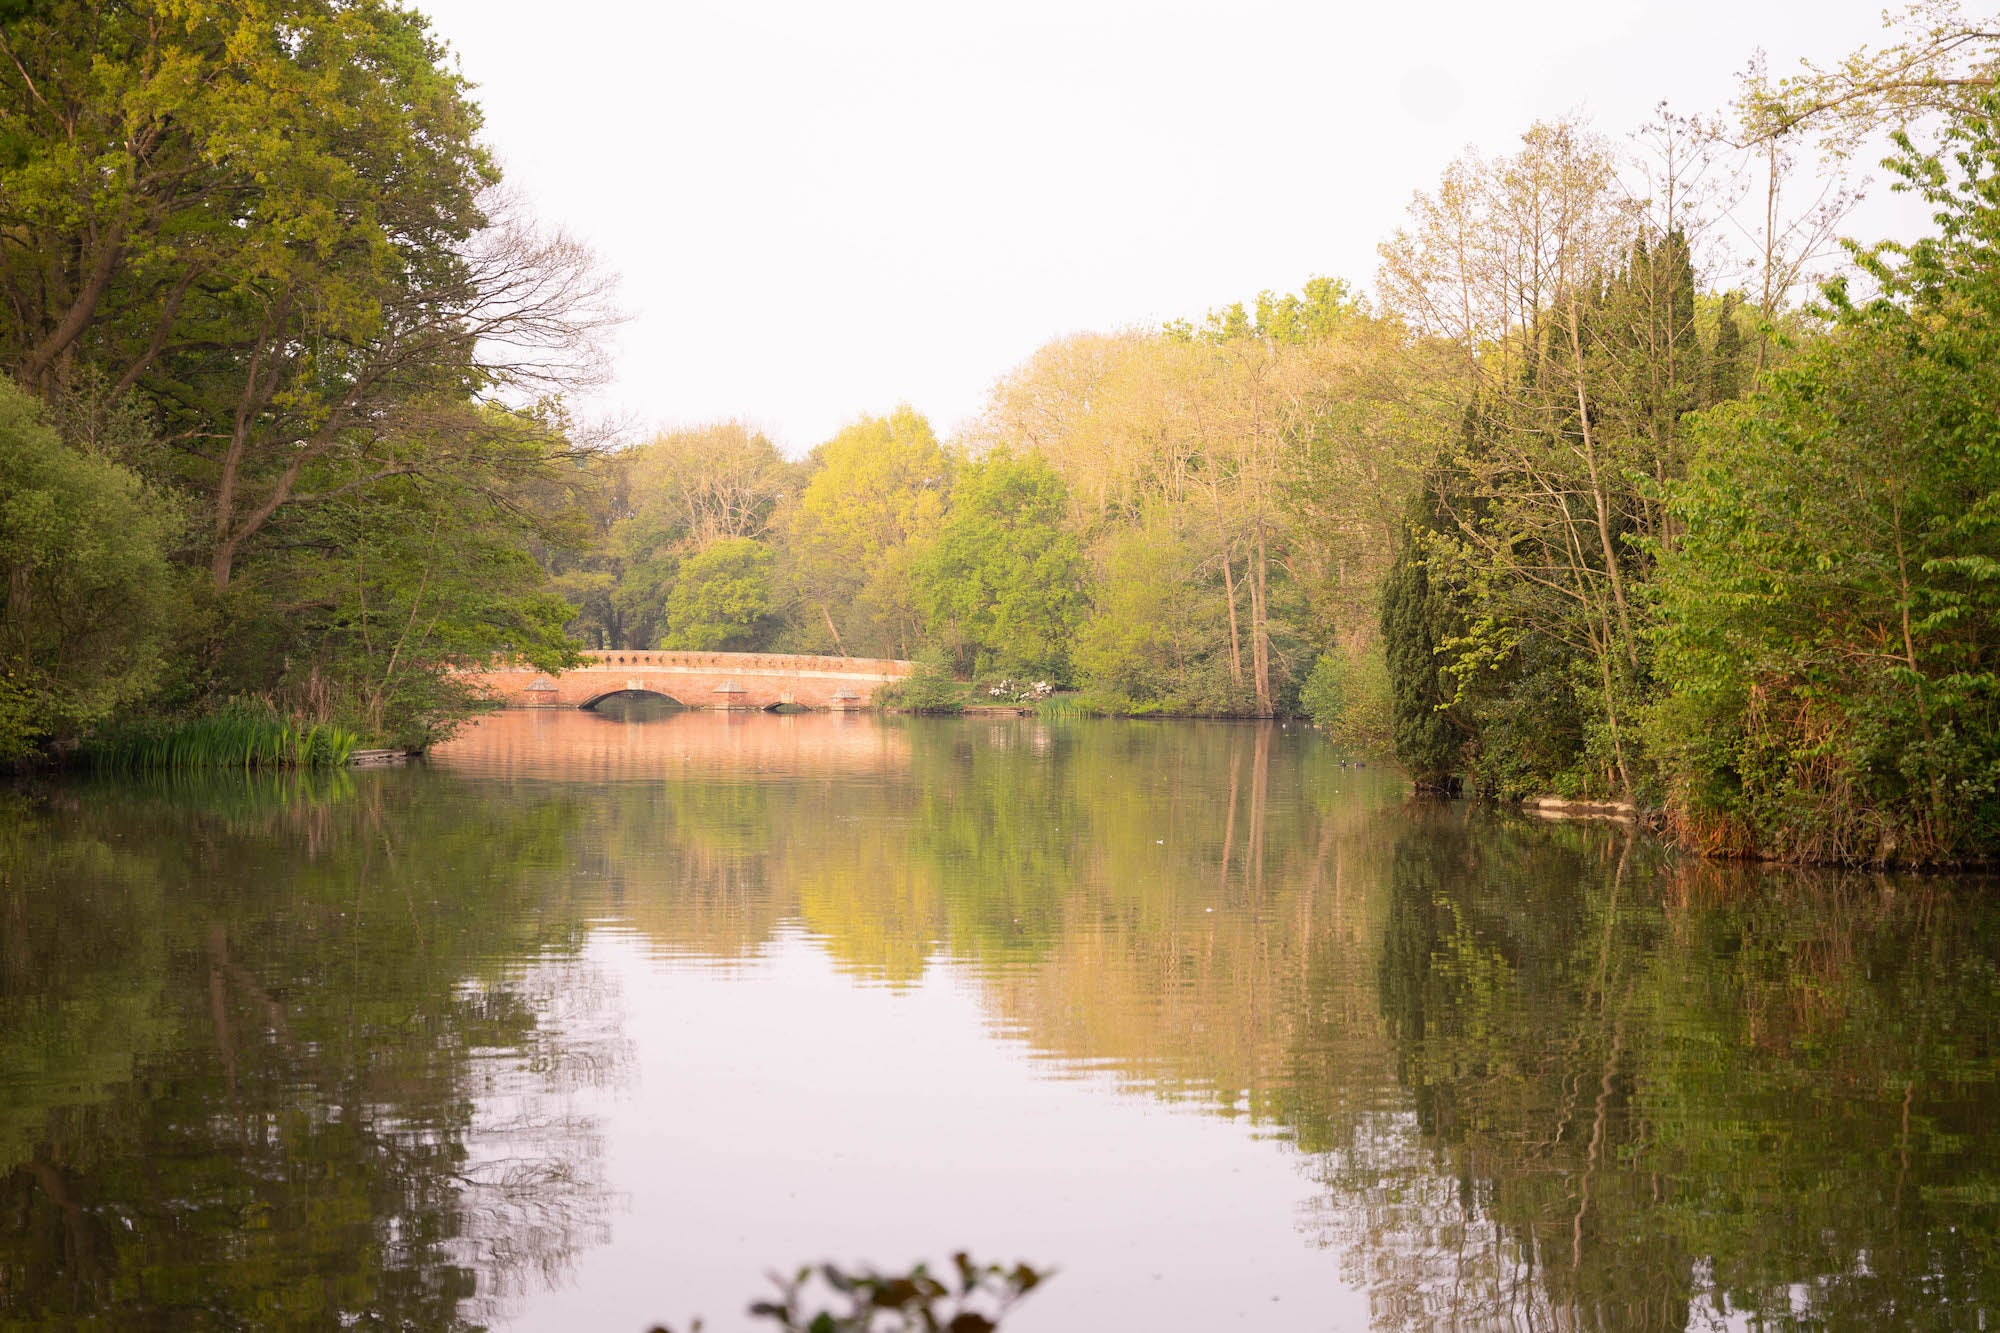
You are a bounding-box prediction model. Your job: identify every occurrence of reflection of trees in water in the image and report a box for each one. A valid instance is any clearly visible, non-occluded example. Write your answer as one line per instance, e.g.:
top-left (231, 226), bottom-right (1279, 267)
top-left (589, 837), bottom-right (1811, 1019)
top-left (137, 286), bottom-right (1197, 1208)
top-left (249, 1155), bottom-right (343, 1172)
top-left (22, 724), bottom-right (1986, 1328)
top-left (439, 717), bottom-right (1998, 1328)
top-left (450, 956), bottom-right (626, 1320)
top-left (540, 720), bottom-right (1404, 1113)
top-left (955, 722), bottom-right (1399, 1110)
top-left (1301, 807), bottom-right (2000, 1328)
top-left (0, 774), bottom-right (624, 1329)
top-left (534, 720), bottom-right (1999, 1329)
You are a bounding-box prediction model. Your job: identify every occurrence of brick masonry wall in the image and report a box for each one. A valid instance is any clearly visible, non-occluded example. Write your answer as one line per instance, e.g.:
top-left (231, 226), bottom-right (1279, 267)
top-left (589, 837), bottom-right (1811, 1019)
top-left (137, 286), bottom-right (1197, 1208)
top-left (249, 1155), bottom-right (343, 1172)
top-left (460, 650), bottom-right (916, 710)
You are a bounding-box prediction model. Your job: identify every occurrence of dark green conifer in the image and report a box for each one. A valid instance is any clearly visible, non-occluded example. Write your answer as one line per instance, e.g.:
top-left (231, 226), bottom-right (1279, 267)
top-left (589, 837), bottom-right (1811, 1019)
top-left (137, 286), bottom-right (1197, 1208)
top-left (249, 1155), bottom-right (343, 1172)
top-left (1707, 291), bottom-right (1746, 405)
top-left (1379, 486), bottom-right (1465, 794)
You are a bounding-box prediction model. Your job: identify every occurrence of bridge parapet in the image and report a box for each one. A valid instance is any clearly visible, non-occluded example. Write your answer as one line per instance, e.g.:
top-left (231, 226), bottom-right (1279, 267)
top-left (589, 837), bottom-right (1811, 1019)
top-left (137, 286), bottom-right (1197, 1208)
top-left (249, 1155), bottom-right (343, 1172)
top-left (461, 650), bottom-right (915, 711)
top-left (568, 649), bottom-right (910, 675)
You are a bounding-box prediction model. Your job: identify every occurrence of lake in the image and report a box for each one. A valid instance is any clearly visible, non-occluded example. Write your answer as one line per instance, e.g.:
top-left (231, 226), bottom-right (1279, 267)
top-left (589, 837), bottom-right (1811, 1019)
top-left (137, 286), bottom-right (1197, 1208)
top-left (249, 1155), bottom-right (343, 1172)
top-left (3, 709), bottom-right (1997, 1330)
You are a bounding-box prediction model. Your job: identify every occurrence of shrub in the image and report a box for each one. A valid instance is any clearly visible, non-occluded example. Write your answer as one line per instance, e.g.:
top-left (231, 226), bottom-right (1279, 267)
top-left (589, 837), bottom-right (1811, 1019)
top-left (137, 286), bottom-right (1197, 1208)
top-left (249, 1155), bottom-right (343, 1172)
top-left (874, 652), bottom-right (966, 714)
top-left (1301, 645), bottom-right (1393, 756)
top-left (0, 381), bottom-right (177, 764)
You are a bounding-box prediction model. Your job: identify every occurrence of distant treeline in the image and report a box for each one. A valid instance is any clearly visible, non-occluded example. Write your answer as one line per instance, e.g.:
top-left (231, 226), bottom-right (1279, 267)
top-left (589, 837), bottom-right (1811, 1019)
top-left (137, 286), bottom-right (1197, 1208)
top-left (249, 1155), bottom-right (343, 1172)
top-left (1, 2), bottom-right (1995, 860)
top-left (539, 13), bottom-right (2000, 863)
top-left (539, 283), bottom-right (1409, 729)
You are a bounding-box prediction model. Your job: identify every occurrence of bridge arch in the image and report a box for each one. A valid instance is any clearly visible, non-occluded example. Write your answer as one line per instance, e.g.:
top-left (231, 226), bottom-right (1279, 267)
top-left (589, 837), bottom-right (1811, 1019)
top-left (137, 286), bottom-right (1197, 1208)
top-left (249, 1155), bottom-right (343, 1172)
top-left (578, 687), bottom-right (690, 711)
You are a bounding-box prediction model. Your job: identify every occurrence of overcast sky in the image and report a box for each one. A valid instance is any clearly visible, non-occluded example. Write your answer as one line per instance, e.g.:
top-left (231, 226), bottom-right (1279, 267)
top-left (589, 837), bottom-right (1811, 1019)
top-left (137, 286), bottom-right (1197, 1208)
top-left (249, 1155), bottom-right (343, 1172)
top-left (414, 0), bottom-right (1916, 453)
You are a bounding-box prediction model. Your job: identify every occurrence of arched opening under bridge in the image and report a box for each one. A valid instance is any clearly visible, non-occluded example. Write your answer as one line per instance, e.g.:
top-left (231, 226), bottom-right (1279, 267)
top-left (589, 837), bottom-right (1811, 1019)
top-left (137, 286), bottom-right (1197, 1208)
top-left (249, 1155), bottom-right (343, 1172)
top-left (579, 688), bottom-right (690, 714)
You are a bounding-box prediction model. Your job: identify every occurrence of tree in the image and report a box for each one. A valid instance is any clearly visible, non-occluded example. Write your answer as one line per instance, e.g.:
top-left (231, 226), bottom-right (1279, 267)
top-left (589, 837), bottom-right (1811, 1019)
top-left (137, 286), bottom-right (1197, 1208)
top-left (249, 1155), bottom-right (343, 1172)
top-left (547, 425), bottom-right (795, 651)
top-left (0, 380), bottom-right (176, 762)
top-left (660, 537), bottom-right (778, 652)
top-left (1171, 281), bottom-right (1436, 716)
top-left (1375, 118), bottom-right (1756, 798)
top-left (622, 423), bottom-right (794, 552)
top-left (1378, 119), bottom-right (1650, 795)
top-left (1299, 644), bottom-right (1392, 756)
top-left (963, 284), bottom-right (1419, 718)
top-left (1378, 507), bottom-right (1463, 792)
top-left (1650, 95), bottom-right (2000, 865)
top-left (0, 0), bottom-right (616, 591)
top-left (0, 0), bottom-right (614, 751)
top-left (781, 407), bottom-right (950, 658)
top-left (913, 452), bottom-right (1086, 683)
top-left (1736, 0), bottom-right (2000, 154)
top-left (225, 406), bottom-right (584, 748)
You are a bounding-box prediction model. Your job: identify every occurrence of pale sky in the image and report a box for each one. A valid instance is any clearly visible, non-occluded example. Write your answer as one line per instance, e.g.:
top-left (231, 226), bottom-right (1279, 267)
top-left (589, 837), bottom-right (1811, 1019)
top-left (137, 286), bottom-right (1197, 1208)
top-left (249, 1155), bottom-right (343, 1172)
top-left (415, 0), bottom-right (1915, 453)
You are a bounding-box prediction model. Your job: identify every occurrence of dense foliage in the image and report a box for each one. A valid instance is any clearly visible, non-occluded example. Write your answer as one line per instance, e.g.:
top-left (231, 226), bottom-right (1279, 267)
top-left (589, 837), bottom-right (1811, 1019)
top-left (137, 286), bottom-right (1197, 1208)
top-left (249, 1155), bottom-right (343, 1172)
top-left (1650, 101), bottom-right (2000, 864)
top-left (1361, 51), bottom-right (2000, 863)
top-left (0, 379), bottom-right (176, 762)
top-left (0, 0), bottom-right (602, 758)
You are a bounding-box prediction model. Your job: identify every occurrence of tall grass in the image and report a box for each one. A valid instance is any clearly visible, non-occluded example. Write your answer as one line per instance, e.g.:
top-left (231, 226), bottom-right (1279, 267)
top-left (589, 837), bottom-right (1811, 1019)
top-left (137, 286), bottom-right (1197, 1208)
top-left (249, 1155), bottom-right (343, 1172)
top-left (91, 703), bottom-right (361, 772)
top-left (1034, 693), bottom-right (1096, 720)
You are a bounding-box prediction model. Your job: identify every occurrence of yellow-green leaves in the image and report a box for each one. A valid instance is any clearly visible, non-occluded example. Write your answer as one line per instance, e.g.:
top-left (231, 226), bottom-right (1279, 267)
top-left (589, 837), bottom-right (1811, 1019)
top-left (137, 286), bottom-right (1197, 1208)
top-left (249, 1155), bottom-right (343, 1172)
top-left (784, 406), bottom-right (951, 658)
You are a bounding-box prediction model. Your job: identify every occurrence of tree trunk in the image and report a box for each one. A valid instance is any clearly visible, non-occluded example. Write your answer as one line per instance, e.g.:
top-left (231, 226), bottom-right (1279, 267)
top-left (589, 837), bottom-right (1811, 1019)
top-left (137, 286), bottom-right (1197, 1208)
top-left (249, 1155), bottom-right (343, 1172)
top-left (1249, 521), bottom-right (1273, 716)
top-left (1211, 494), bottom-right (1245, 687)
top-left (1564, 303), bottom-right (1640, 668)
top-left (817, 601), bottom-right (848, 657)
top-left (210, 540), bottom-right (239, 593)
top-left (1220, 547), bottom-right (1245, 688)
top-left (20, 221), bottom-right (124, 385)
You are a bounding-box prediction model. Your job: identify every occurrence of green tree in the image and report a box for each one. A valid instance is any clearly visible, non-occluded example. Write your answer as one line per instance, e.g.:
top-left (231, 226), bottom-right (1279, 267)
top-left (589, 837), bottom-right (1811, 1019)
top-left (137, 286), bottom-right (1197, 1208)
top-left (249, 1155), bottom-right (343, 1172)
top-left (0, 0), bottom-right (610, 751)
top-left (623, 423), bottom-right (794, 552)
top-left (223, 409), bottom-right (584, 748)
top-left (1650, 96), bottom-right (2000, 864)
top-left (1378, 510), bottom-right (1463, 792)
top-left (914, 452), bottom-right (1086, 682)
top-left (1377, 122), bottom-right (1755, 800)
top-left (1299, 644), bottom-right (1392, 756)
top-left (782, 407), bottom-right (950, 658)
top-left (1070, 513), bottom-right (1245, 714)
top-left (0, 1), bottom-right (611, 592)
top-left (973, 289), bottom-right (1410, 718)
top-left (660, 537), bottom-right (778, 651)
top-left (0, 380), bottom-right (176, 762)
top-left (574, 425), bottom-right (796, 650)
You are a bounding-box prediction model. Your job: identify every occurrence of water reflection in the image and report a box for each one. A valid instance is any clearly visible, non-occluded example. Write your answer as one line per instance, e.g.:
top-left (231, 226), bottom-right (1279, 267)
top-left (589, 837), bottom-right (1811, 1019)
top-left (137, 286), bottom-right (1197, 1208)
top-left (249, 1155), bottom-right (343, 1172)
top-left (0, 774), bottom-right (618, 1328)
top-left (1, 719), bottom-right (1996, 1330)
top-left (1313, 812), bottom-right (2000, 1327)
top-left (437, 707), bottom-right (911, 782)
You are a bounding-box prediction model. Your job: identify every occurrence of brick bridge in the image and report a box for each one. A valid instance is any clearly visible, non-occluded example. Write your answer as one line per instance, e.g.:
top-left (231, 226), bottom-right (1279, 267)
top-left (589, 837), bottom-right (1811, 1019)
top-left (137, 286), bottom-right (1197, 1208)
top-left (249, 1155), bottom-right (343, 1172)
top-left (464, 650), bottom-right (916, 711)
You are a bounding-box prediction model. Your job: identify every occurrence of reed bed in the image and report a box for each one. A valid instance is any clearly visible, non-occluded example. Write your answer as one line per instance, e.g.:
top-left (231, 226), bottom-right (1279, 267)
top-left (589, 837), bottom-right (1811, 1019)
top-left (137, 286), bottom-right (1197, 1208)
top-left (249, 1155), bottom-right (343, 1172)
top-left (91, 704), bottom-right (361, 772)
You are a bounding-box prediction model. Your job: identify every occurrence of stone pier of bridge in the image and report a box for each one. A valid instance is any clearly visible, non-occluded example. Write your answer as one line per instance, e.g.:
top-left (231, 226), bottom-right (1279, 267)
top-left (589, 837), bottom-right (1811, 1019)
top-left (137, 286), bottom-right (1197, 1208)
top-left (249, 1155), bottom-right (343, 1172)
top-left (462, 650), bottom-right (915, 711)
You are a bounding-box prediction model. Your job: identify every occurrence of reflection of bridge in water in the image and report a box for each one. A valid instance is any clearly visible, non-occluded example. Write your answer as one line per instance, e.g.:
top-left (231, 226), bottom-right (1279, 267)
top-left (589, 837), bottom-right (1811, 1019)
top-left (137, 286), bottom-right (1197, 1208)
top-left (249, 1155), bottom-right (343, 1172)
top-left (430, 708), bottom-right (914, 780)
top-left (464, 650), bottom-right (915, 711)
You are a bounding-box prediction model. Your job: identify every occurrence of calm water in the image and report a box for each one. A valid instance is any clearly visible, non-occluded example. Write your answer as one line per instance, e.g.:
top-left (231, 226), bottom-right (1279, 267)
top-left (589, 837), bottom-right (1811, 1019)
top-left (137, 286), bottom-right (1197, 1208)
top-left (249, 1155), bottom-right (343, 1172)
top-left (3, 710), bottom-right (1998, 1331)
